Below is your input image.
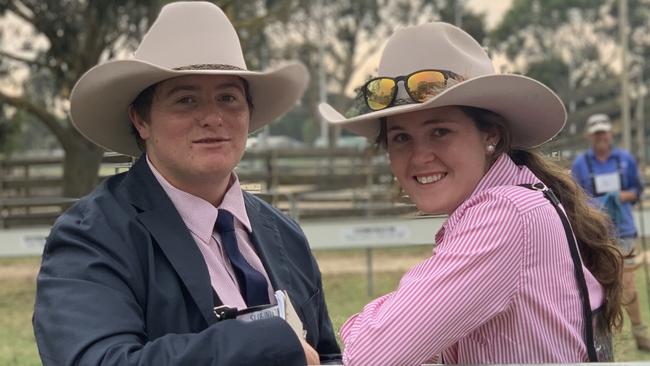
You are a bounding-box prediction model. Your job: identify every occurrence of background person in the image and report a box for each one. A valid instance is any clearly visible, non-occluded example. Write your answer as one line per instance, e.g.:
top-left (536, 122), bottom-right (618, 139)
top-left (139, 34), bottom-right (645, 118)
top-left (32, 2), bottom-right (339, 365)
top-left (319, 22), bottom-right (623, 365)
top-left (571, 113), bottom-right (650, 351)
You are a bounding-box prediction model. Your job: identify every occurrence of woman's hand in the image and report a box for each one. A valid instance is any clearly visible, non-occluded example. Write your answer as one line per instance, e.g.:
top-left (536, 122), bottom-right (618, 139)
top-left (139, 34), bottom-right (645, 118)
top-left (301, 339), bottom-right (320, 365)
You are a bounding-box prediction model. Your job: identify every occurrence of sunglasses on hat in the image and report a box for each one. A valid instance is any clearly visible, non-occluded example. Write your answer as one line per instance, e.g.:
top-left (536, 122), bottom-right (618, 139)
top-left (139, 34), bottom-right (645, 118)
top-left (362, 69), bottom-right (464, 111)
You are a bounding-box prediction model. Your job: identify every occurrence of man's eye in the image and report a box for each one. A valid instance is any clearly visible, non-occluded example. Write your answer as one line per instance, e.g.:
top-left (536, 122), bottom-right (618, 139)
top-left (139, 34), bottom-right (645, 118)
top-left (432, 128), bottom-right (450, 137)
top-left (177, 96), bottom-right (196, 104)
top-left (219, 94), bottom-right (238, 103)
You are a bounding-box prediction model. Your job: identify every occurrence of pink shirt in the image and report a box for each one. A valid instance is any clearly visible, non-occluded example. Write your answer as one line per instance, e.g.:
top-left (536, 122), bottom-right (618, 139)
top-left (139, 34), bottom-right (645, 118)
top-left (148, 158), bottom-right (275, 309)
top-left (340, 154), bottom-right (604, 365)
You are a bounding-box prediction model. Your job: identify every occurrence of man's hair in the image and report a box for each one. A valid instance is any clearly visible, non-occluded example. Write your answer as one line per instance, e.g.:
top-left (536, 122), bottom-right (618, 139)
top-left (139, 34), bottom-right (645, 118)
top-left (129, 77), bottom-right (255, 152)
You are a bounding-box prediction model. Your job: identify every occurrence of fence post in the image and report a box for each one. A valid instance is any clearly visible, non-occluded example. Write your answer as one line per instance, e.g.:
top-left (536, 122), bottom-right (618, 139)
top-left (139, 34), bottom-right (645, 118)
top-left (365, 148), bottom-right (375, 297)
top-left (270, 150), bottom-right (279, 205)
top-left (0, 157), bottom-right (5, 229)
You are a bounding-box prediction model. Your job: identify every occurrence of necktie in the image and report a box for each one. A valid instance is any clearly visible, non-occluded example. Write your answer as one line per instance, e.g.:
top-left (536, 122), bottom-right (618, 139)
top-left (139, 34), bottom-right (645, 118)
top-left (215, 209), bottom-right (269, 307)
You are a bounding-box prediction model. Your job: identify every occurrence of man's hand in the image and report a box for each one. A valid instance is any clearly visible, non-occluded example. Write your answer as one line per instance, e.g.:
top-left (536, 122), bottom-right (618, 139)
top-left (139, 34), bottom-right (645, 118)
top-left (301, 339), bottom-right (320, 365)
top-left (620, 190), bottom-right (638, 203)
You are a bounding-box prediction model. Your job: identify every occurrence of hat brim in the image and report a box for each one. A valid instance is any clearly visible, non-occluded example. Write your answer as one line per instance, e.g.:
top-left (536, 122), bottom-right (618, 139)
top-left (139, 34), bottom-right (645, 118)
top-left (586, 123), bottom-right (612, 135)
top-left (70, 59), bottom-right (308, 157)
top-left (319, 74), bottom-right (566, 149)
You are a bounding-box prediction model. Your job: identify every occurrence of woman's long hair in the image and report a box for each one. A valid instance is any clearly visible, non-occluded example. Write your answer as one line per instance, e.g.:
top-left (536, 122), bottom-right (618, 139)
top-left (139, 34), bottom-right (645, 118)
top-left (460, 106), bottom-right (624, 331)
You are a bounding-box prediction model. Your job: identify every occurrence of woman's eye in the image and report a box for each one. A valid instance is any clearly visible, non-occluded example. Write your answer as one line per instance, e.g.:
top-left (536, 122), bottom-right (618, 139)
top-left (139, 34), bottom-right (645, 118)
top-left (432, 128), bottom-right (450, 137)
top-left (391, 133), bottom-right (410, 143)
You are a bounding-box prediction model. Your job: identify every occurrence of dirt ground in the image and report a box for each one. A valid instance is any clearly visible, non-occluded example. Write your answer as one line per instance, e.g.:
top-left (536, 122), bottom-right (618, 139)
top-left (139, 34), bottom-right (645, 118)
top-left (0, 259), bottom-right (39, 281)
top-left (313, 246), bottom-right (433, 275)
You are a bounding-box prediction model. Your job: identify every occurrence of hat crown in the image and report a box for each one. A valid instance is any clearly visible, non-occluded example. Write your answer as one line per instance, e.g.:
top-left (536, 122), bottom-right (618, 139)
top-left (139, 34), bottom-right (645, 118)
top-left (378, 22), bottom-right (493, 78)
top-left (135, 2), bottom-right (247, 70)
top-left (586, 113), bottom-right (611, 126)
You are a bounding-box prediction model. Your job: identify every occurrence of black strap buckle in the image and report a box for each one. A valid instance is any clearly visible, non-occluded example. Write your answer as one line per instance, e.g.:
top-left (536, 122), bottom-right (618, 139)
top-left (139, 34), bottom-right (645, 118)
top-left (521, 182), bottom-right (561, 206)
top-left (213, 305), bottom-right (238, 321)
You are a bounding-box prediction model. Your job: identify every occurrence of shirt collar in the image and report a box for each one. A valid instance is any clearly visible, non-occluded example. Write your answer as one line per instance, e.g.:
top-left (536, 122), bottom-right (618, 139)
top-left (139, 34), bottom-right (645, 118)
top-left (587, 147), bottom-right (619, 161)
top-left (146, 156), bottom-right (252, 245)
top-left (436, 153), bottom-right (539, 242)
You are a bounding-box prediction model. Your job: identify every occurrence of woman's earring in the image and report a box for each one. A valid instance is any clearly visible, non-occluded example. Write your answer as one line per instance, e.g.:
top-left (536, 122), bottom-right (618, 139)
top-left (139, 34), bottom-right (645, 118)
top-left (486, 144), bottom-right (496, 154)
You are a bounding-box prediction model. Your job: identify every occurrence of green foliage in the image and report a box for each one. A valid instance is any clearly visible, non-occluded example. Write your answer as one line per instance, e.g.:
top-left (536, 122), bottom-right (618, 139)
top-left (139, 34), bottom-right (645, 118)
top-left (269, 0), bottom-right (487, 142)
top-left (525, 56), bottom-right (569, 92)
top-left (492, 0), bottom-right (603, 51)
top-left (490, 0), bottom-right (604, 61)
top-left (0, 0), bottom-right (168, 195)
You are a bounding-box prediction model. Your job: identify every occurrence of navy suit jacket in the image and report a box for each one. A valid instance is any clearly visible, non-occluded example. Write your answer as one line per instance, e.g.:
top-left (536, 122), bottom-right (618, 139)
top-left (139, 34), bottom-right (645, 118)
top-left (33, 156), bottom-right (341, 365)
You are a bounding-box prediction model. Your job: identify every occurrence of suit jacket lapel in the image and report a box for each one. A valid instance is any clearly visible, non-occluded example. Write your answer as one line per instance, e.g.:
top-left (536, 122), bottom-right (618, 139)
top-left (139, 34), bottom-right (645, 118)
top-left (244, 193), bottom-right (293, 293)
top-left (124, 157), bottom-right (215, 325)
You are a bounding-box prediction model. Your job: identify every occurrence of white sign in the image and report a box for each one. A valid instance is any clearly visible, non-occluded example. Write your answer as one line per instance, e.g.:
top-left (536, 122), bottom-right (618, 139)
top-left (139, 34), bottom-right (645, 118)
top-left (594, 172), bottom-right (621, 194)
top-left (22, 234), bottom-right (47, 249)
top-left (340, 224), bottom-right (410, 245)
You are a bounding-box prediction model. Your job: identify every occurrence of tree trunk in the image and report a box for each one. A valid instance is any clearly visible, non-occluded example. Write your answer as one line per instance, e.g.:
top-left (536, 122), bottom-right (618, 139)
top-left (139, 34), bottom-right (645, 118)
top-left (61, 137), bottom-right (105, 198)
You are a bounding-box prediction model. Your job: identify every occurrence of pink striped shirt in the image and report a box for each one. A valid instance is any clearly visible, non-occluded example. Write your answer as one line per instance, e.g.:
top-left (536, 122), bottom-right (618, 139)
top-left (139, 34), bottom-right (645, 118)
top-left (340, 154), bottom-right (604, 365)
top-left (147, 158), bottom-right (275, 309)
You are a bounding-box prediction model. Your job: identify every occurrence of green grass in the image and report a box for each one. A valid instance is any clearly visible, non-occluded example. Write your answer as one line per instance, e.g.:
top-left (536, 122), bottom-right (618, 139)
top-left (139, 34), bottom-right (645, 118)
top-left (612, 266), bottom-right (650, 361)
top-left (1, 255), bottom-right (649, 365)
top-left (0, 257), bottom-right (40, 366)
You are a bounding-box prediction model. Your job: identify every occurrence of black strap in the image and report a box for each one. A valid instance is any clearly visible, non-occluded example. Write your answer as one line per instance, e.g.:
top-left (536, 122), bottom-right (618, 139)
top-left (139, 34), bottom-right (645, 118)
top-left (519, 183), bottom-right (598, 362)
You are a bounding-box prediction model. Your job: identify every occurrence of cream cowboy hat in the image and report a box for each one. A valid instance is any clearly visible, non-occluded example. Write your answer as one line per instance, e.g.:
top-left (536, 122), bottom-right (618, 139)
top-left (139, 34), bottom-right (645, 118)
top-left (70, 1), bottom-right (309, 157)
top-left (585, 113), bottom-right (612, 134)
top-left (318, 22), bottom-right (566, 149)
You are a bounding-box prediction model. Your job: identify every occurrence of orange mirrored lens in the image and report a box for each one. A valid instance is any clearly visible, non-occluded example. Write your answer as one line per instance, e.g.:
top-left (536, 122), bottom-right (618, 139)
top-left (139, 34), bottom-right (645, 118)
top-left (365, 78), bottom-right (396, 110)
top-left (407, 71), bottom-right (446, 102)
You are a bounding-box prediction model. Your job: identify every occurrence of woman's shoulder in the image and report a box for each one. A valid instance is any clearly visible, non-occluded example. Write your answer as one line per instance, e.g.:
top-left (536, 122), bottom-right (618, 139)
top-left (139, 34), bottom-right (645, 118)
top-left (467, 184), bottom-right (550, 215)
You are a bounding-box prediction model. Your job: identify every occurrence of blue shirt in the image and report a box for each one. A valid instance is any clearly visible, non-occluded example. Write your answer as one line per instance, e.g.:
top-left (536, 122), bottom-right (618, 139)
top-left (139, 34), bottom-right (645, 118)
top-left (571, 148), bottom-right (643, 238)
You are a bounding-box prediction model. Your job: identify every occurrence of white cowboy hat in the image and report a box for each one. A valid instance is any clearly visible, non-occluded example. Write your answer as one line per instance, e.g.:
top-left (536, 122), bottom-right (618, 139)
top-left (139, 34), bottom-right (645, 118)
top-left (585, 113), bottom-right (612, 134)
top-left (318, 22), bottom-right (566, 149)
top-left (70, 1), bottom-right (309, 157)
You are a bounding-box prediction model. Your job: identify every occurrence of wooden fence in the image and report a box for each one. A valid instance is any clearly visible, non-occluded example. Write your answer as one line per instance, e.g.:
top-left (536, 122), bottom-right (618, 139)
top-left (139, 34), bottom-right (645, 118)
top-left (0, 148), bottom-right (416, 228)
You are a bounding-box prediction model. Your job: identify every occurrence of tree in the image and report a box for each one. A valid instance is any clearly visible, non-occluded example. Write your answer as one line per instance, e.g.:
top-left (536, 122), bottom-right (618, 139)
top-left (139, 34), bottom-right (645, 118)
top-left (0, 0), bottom-right (164, 198)
top-left (488, 0), bottom-right (631, 153)
top-left (266, 0), bottom-right (486, 144)
top-left (0, 0), bottom-right (487, 198)
top-left (0, 0), bottom-right (296, 197)
top-left (490, 0), bottom-right (611, 86)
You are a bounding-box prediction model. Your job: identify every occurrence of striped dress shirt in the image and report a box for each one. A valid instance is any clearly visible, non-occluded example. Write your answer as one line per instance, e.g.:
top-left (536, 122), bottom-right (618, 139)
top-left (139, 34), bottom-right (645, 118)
top-left (340, 154), bottom-right (604, 365)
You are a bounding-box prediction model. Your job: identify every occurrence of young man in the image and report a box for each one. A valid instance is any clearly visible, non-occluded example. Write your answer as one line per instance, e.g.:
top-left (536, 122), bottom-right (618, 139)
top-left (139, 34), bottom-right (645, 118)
top-left (572, 113), bottom-right (650, 351)
top-left (32, 2), bottom-right (340, 365)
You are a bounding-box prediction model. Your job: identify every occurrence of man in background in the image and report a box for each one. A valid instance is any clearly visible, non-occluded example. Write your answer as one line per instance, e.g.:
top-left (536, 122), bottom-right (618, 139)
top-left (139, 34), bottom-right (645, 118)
top-left (572, 113), bottom-right (650, 351)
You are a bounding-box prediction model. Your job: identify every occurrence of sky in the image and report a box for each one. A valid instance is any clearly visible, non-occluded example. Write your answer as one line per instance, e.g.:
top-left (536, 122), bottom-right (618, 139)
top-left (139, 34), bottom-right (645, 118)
top-left (467, 0), bottom-right (513, 29)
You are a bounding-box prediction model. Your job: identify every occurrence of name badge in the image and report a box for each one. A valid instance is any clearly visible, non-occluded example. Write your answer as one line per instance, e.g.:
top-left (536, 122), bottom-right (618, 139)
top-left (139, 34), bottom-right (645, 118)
top-left (594, 172), bottom-right (621, 194)
top-left (236, 305), bottom-right (281, 322)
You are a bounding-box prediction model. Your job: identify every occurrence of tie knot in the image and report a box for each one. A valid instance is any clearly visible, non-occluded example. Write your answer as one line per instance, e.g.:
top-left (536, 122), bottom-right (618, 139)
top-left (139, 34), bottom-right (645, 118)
top-left (215, 209), bottom-right (235, 233)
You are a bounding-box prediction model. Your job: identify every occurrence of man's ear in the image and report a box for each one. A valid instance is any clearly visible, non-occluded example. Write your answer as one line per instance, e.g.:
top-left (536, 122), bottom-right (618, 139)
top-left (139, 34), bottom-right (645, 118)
top-left (128, 106), bottom-right (150, 140)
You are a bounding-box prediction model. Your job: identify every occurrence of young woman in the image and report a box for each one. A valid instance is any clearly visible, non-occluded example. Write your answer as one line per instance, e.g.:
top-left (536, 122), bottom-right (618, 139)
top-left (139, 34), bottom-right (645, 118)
top-left (319, 22), bottom-right (623, 365)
